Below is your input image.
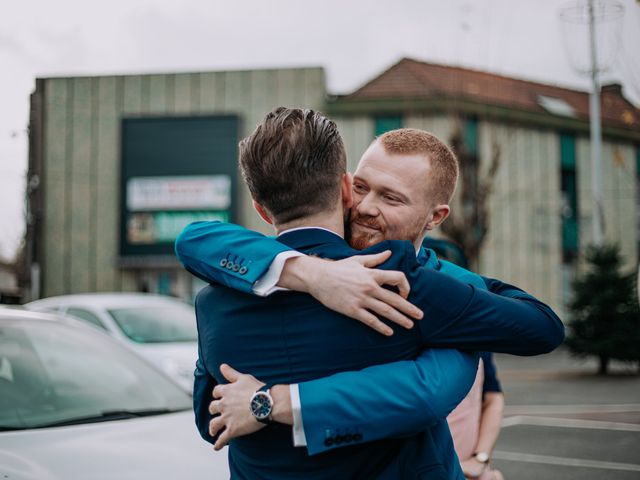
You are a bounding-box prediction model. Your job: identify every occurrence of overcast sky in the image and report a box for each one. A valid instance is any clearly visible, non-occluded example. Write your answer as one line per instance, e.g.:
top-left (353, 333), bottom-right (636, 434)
top-left (1, 0), bottom-right (639, 260)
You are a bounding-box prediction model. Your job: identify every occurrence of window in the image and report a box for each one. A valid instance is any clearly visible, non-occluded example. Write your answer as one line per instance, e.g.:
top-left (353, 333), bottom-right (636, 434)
top-left (374, 116), bottom-right (402, 136)
top-left (0, 319), bottom-right (190, 430)
top-left (537, 95), bottom-right (577, 118)
top-left (107, 305), bottom-right (197, 343)
top-left (65, 307), bottom-right (107, 331)
top-left (463, 117), bottom-right (479, 157)
top-left (560, 133), bottom-right (578, 263)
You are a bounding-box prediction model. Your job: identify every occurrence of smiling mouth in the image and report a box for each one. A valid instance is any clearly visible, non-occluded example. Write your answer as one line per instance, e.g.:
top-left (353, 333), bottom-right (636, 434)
top-left (353, 222), bottom-right (382, 232)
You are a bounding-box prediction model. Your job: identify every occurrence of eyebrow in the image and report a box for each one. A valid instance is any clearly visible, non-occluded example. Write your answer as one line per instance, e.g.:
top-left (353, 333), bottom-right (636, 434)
top-left (380, 187), bottom-right (410, 203)
top-left (354, 176), bottom-right (410, 204)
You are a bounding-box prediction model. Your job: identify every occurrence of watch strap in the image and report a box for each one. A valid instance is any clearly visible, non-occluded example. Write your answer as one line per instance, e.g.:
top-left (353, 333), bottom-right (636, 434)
top-left (258, 383), bottom-right (275, 394)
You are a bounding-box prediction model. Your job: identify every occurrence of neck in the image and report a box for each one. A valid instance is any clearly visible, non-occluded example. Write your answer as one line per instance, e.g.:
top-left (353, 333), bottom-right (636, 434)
top-left (274, 208), bottom-right (345, 237)
top-left (412, 235), bottom-right (425, 252)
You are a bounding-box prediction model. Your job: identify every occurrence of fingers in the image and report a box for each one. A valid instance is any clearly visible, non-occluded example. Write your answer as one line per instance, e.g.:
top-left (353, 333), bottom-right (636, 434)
top-left (209, 399), bottom-right (221, 415)
top-left (373, 270), bottom-right (411, 299)
top-left (352, 309), bottom-right (393, 336)
top-left (214, 429), bottom-right (231, 451)
top-left (220, 363), bottom-right (242, 383)
top-left (366, 298), bottom-right (414, 330)
top-left (374, 283), bottom-right (423, 321)
top-left (353, 250), bottom-right (392, 267)
top-left (212, 384), bottom-right (224, 399)
top-left (209, 415), bottom-right (225, 437)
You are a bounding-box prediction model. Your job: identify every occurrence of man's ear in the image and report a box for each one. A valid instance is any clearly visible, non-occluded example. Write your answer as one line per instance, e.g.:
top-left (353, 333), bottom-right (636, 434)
top-left (252, 200), bottom-right (273, 225)
top-left (341, 173), bottom-right (354, 210)
top-left (424, 204), bottom-right (450, 231)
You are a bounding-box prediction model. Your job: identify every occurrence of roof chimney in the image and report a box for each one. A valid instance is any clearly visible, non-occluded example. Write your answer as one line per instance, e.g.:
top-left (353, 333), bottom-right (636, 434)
top-left (601, 83), bottom-right (623, 95)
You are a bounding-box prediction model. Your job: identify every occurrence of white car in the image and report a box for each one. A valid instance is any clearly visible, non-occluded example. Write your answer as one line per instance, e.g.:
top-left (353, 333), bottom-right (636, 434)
top-left (0, 309), bottom-right (228, 479)
top-left (26, 293), bottom-right (198, 392)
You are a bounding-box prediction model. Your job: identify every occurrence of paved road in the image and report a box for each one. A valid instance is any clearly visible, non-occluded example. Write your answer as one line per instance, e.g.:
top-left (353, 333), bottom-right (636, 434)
top-left (491, 348), bottom-right (640, 480)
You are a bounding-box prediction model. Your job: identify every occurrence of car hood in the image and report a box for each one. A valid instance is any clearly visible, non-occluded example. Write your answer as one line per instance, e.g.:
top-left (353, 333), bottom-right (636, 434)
top-left (0, 411), bottom-right (228, 480)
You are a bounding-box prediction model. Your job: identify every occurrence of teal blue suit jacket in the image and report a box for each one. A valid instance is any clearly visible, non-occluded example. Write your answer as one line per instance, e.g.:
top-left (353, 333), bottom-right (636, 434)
top-left (297, 249), bottom-right (488, 458)
top-left (192, 229), bottom-right (487, 478)
top-left (177, 221), bottom-right (564, 478)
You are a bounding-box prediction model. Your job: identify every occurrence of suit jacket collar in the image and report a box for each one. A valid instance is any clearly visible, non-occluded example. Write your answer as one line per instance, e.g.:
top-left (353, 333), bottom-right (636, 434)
top-left (277, 227), bottom-right (355, 257)
top-left (276, 229), bottom-right (442, 265)
top-left (417, 246), bottom-right (441, 270)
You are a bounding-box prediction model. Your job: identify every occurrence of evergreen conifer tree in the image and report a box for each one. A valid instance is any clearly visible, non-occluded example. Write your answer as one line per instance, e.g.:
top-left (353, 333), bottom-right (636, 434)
top-left (566, 244), bottom-right (640, 375)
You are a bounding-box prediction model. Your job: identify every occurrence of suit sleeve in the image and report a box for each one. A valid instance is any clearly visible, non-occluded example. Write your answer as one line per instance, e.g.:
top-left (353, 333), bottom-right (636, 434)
top-left (175, 221), bottom-right (292, 294)
top-left (298, 348), bottom-right (478, 456)
top-left (480, 351), bottom-right (502, 394)
top-left (193, 353), bottom-right (217, 445)
top-left (192, 294), bottom-right (219, 445)
top-left (406, 250), bottom-right (565, 356)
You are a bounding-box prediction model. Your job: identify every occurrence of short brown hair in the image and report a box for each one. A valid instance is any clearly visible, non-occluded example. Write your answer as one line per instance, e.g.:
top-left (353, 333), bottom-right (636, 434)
top-left (378, 128), bottom-right (458, 204)
top-left (239, 107), bottom-right (347, 224)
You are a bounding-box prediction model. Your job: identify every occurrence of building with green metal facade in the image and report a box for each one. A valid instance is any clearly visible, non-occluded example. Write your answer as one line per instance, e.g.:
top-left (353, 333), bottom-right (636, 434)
top-left (26, 59), bottom-right (640, 315)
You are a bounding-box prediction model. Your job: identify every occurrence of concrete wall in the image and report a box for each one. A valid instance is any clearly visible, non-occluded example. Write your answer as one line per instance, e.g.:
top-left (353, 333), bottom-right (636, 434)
top-left (477, 122), bottom-right (563, 312)
top-left (576, 138), bottom-right (638, 272)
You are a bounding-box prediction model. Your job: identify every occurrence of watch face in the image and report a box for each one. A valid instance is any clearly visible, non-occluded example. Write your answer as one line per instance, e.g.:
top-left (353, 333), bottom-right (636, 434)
top-left (250, 392), bottom-right (272, 420)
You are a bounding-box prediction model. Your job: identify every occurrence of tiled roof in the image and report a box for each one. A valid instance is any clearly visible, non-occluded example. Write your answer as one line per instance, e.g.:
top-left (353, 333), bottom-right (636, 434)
top-left (344, 58), bottom-right (640, 131)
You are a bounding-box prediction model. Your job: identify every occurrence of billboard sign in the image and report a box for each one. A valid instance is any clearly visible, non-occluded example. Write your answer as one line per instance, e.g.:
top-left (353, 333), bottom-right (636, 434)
top-left (120, 116), bottom-right (238, 265)
top-left (127, 175), bottom-right (231, 211)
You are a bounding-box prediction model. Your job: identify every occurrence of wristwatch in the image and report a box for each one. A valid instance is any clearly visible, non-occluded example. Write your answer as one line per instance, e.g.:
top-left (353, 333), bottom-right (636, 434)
top-left (473, 451), bottom-right (490, 464)
top-left (250, 384), bottom-right (274, 424)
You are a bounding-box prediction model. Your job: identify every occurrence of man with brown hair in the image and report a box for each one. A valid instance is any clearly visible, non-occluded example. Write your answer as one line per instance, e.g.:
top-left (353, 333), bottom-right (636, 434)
top-left (239, 107), bottom-right (348, 225)
top-left (181, 108), bottom-right (563, 479)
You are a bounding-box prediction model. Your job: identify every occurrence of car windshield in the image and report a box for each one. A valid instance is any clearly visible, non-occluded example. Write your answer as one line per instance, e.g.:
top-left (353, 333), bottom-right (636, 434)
top-left (0, 317), bottom-right (191, 430)
top-left (107, 304), bottom-right (197, 343)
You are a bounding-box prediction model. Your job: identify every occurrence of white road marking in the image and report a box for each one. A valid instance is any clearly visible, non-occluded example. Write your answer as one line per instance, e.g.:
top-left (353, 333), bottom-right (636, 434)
top-left (492, 451), bottom-right (640, 472)
top-left (498, 404), bottom-right (640, 472)
top-left (502, 415), bottom-right (640, 432)
top-left (504, 404), bottom-right (640, 415)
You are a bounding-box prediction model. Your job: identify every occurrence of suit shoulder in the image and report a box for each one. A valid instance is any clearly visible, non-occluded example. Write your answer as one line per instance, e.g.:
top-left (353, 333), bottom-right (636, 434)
top-left (194, 284), bottom-right (216, 310)
top-left (360, 240), bottom-right (417, 272)
top-left (438, 260), bottom-right (486, 289)
top-left (194, 283), bottom-right (234, 311)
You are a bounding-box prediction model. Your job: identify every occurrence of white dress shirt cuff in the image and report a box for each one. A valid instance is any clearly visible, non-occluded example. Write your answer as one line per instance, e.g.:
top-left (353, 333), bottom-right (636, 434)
top-left (290, 383), bottom-right (307, 447)
top-left (252, 251), bottom-right (304, 297)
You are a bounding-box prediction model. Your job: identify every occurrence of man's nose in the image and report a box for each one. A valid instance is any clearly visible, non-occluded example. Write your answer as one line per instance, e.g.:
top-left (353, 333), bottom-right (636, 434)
top-left (355, 194), bottom-right (379, 217)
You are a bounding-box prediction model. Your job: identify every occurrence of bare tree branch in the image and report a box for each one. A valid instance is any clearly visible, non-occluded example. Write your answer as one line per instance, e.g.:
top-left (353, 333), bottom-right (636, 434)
top-left (441, 118), bottom-right (501, 271)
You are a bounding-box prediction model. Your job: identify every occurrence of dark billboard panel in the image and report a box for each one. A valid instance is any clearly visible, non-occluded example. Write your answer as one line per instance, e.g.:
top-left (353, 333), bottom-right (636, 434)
top-left (120, 116), bottom-right (238, 265)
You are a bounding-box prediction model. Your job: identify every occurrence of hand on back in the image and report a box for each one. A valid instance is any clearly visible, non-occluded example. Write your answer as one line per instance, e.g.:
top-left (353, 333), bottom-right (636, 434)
top-left (287, 250), bottom-right (423, 336)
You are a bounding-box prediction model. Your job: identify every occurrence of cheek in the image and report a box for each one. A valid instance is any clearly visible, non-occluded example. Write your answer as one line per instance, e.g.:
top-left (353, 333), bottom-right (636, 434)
top-left (352, 190), bottom-right (372, 205)
top-left (379, 208), bottom-right (402, 230)
top-left (384, 209), bottom-right (422, 237)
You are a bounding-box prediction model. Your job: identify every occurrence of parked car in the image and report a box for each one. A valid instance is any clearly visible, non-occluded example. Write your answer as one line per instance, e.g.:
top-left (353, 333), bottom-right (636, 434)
top-left (26, 293), bottom-right (198, 392)
top-left (0, 309), bottom-right (228, 479)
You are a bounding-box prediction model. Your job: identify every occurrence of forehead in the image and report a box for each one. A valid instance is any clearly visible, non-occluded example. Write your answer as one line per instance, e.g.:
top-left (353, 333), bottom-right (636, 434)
top-left (354, 142), bottom-right (431, 194)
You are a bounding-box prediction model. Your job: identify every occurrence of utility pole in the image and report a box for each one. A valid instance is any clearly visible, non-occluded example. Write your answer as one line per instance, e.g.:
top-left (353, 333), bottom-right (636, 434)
top-left (560, 0), bottom-right (624, 246)
top-left (588, 0), bottom-right (604, 246)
